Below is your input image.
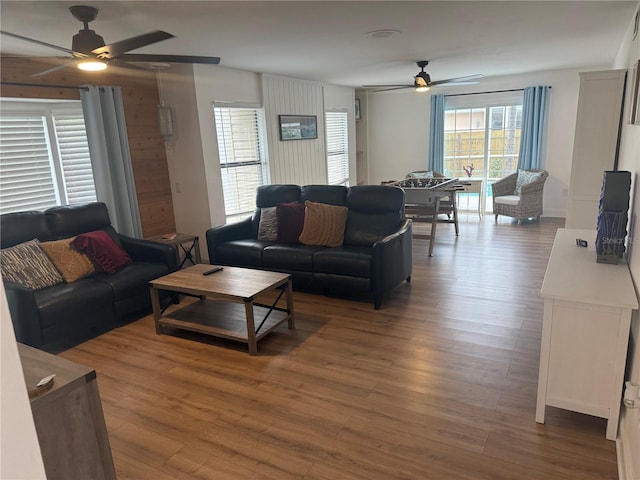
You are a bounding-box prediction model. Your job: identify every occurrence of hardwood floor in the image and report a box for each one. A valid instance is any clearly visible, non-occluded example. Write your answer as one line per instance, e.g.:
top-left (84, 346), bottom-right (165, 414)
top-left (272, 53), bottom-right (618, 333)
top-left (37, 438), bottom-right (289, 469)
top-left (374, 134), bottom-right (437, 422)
top-left (60, 214), bottom-right (619, 479)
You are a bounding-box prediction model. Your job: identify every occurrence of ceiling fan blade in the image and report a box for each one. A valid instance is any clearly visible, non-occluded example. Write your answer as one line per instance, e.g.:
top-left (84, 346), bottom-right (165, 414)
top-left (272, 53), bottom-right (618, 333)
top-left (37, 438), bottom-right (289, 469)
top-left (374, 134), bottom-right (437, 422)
top-left (32, 60), bottom-right (79, 77)
top-left (118, 53), bottom-right (221, 65)
top-left (1, 30), bottom-right (86, 57)
top-left (430, 74), bottom-right (484, 86)
top-left (362, 84), bottom-right (412, 88)
top-left (370, 86), bottom-right (413, 92)
top-left (92, 31), bottom-right (174, 58)
top-left (432, 81), bottom-right (481, 87)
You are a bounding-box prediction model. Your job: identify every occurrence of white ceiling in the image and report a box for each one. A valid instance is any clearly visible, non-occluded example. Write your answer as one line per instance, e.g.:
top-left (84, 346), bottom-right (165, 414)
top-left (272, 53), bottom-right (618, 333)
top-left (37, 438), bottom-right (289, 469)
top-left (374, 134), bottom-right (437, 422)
top-left (0, 1), bottom-right (637, 88)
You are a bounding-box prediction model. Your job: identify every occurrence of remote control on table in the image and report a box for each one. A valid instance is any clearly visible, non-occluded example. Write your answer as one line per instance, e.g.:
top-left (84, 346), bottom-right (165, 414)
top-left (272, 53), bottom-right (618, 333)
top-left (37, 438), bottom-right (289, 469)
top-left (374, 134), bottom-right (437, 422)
top-left (202, 267), bottom-right (224, 275)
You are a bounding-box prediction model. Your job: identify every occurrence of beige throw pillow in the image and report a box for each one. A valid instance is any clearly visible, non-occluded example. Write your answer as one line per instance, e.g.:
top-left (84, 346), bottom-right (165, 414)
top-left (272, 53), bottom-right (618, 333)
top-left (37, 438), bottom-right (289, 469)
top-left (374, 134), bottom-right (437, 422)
top-left (40, 237), bottom-right (97, 282)
top-left (299, 201), bottom-right (348, 247)
top-left (258, 207), bottom-right (278, 241)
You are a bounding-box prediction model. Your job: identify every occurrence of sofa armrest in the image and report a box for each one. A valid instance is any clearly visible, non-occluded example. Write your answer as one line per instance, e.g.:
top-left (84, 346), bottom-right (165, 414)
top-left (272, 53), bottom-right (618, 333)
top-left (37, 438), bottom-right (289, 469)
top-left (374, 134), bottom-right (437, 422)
top-left (119, 235), bottom-right (178, 272)
top-left (3, 281), bottom-right (43, 348)
top-left (206, 217), bottom-right (254, 263)
top-left (372, 219), bottom-right (413, 299)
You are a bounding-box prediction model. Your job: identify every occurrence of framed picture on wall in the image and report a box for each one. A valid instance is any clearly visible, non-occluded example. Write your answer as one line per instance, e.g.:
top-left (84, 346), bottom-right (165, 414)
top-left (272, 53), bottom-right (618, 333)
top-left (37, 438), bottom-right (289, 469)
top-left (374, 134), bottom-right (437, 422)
top-left (631, 60), bottom-right (640, 125)
top-left (355, 99), bottom-right (361, 120)
top-left (278, 115), bottom-right (318, 140)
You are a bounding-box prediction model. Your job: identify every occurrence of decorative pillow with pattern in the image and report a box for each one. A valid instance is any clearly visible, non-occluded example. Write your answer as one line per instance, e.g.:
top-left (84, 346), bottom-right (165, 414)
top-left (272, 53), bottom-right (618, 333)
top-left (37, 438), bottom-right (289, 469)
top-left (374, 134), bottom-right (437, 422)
top-left (258, 207), bottom-right (278, 241)
top-left (276, 202), bottom-right (306, 244)
top-left (514, 170), bottom-right (543, 195)
top-left (71, 230), bottom-right (132, 274)
top-left (40, 237), bottom-right (97, 282)
top-left (0, 239), bottom-right (65, 290)
top-left (299, 201), bottom-right (348, 247)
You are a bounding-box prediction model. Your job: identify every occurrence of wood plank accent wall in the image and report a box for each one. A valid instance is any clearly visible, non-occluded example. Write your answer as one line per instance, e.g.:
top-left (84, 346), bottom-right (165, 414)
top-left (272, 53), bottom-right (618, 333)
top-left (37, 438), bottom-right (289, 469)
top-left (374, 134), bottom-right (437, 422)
top-left (261, 74), bottom-right (327, 185)
top-left (0, 57), bottom-right (175, 237)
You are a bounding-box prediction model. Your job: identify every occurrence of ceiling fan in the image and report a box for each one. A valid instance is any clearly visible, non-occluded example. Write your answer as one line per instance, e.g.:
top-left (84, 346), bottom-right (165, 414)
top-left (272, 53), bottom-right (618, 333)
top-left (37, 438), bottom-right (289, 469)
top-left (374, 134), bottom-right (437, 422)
top-left (0, 5), bottom-right (221, 77)
top-left (363, 61), bottom-right (483, 92)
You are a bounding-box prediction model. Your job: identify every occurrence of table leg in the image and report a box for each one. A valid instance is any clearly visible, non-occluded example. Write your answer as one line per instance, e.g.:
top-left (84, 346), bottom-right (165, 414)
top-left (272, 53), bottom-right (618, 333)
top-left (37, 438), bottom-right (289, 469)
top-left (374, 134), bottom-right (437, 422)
top-left (245, 299), bottom-right (258, 355)
top-left (150, 286), bottom-right (163, 334)
top-left (194, 237), bottom-right (202, 264)
top-left (428, 197), bottom-right (440, 257)
top-left (286, 279), bottom-right (295, 329)
top-left (536, 299), bottom-right (553, 424)
top-left (450, 190), bottom-right (459, 236)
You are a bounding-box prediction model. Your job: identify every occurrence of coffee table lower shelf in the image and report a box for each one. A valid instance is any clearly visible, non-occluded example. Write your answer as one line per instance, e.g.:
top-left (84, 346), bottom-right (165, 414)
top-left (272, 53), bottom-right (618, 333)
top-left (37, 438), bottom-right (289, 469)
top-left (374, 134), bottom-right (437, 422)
top-left (158, 299), bottom-right (290, 353)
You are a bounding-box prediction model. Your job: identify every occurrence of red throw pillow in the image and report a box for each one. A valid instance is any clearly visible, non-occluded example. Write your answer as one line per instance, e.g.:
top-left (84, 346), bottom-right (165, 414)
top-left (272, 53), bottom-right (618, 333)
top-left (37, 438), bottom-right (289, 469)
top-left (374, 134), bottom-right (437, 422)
top-left (276, 202), bottom-right (305, 244)
top-left (71, 230), bottom-right (132, 274)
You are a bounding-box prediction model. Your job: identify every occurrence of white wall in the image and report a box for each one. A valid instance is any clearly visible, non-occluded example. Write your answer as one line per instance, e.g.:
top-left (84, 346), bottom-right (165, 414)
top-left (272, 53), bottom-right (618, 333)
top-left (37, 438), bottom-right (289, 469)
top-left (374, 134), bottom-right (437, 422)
top-left (360, 67), bottom-right (598, 217)
top-left (161, 67), bottom-right (356, 261)
top-left (612, 4), bottom-right (640, 479)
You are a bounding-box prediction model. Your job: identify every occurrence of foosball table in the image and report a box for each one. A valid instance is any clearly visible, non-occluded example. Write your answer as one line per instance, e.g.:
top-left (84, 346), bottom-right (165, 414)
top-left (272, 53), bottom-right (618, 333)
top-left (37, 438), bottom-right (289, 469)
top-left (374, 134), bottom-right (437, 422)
top-left (385, 177), bottom-right (469, 256)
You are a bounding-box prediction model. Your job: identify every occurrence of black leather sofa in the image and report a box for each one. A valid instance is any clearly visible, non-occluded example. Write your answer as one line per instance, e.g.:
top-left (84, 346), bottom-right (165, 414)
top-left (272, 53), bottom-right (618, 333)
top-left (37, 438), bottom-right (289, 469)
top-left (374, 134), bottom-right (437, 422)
top-left (1, 202), bottom-right (178, 353)
top-left (206, 184), bottom-right (412, 309)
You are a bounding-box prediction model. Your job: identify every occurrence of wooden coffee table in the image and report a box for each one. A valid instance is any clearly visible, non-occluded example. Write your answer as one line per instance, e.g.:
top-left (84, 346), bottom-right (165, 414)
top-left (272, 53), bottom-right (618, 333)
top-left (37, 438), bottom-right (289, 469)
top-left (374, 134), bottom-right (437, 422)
top-left (149, 264), bottom-right (294, 355)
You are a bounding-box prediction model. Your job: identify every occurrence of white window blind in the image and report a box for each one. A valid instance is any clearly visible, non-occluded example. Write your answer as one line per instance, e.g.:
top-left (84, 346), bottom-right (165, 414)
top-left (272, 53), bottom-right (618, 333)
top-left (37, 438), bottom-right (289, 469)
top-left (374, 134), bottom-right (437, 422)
top-left (0, 115), bottom-right (58, 213)
top-left (0, 101), bottom-right (96, 214)
top-left (325, 111), bottom-right (349, 186)
top-left (53, 111), bottom-right (96, 205)
top-left (214, 106), bottom-right (267, 222)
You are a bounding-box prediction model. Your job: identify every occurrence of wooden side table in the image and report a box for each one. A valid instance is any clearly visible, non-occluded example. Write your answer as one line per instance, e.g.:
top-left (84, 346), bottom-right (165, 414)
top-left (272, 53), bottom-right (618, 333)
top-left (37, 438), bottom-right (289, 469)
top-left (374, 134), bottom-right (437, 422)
top-left (19, 343), bottom-right (116, 480)
top-left (147, 233), bottom-right (202, 268)
top-left (457, 178), bottom-right (484, 218)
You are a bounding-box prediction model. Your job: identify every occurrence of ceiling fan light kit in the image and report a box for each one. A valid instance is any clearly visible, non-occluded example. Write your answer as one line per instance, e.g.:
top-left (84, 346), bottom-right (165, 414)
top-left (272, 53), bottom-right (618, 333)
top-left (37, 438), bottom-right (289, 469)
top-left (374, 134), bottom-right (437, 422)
top-left (0, 4), bottom-right (221, 77)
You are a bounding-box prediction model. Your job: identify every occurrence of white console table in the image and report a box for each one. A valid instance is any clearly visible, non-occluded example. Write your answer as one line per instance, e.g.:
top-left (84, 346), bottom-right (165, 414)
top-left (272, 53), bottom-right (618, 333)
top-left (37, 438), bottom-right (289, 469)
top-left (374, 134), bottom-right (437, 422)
top-left (537, 228), bottom-right (638, 440)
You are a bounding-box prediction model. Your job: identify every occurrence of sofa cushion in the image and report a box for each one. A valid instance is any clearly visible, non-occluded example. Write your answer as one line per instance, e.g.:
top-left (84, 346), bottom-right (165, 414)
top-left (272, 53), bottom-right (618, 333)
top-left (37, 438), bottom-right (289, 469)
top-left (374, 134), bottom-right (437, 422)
top-left (276, 202), bottom-right (306, 244)
top-left (45, 202), bottom-right (111, 239)
top-left (495, 195), bottom-right (521, 206)
top-left (514, 170), bottom-right (543, 195)
top-left (1, 239), bottom-right (65, 290)
top-left (71, 230), bottom-right (132, 274)
top-left (40, 237), bottom-right (97, 282)
top-left (300, 185), bottom-right (348, 206)
top-left (313, 246), bottom-right (372, 278)
top-left (258, 207), bottom-right (278, 241)
top-left (344, 186), bottom-right (405, 247)
top-left (215, 239), bottom-right (270, 268)
top-left (263, 244), bottom-right (322, 271)
top-left (256, 184), bottom-right (301, 208)
top-left (299, 201), bottom-right (348, 247)
top-left (0, 210), bottom-right (47, 248)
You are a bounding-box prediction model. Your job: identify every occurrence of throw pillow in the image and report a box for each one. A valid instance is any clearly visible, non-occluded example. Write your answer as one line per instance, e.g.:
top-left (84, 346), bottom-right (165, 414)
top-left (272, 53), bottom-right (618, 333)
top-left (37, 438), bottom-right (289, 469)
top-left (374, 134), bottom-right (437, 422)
top-left (514, 170), bottom-right (543, 195)
top-left (258, 206), bottom-right (278, 241)
top-left (71, 230), bottom-right (132, 274)
top-left (40, 237), bottom-right (97, 282)
top-left (299, 201), bottom-right (348, 247)
top-left (0, 239), bottom-right (64, 290)
top-left (276, 202), bottom-right (306, 244)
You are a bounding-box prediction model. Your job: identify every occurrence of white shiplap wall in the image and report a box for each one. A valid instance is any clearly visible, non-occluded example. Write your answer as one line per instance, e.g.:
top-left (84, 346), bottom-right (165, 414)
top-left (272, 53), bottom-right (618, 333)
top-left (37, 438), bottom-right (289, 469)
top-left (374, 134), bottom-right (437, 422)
top-left (262, 74), bottom-right (326, 185)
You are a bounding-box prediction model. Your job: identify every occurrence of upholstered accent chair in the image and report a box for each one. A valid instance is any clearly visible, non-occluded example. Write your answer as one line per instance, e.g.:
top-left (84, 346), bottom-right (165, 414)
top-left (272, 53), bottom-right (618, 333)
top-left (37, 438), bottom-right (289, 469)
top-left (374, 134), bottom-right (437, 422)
top-left (492, 169), bottom-right (548, 223)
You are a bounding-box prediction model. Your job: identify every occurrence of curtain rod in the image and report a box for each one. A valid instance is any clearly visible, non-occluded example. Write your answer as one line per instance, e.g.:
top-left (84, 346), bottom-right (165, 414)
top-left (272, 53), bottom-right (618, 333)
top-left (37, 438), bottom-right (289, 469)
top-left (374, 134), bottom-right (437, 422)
top-left (1, 81), bottom-right (89, 91)
top-left (444, 87), bottom-right (551, 97)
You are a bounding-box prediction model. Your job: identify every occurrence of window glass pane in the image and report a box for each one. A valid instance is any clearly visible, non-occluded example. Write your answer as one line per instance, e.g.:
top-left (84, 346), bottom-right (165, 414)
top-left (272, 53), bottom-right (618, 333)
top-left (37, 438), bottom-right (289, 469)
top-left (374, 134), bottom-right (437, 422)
top-left (0, 115), bottom-right (58, 214)
top-left (325, 111), bottom-right (349, 186)
top-left (214, 106), bottom-right (267, 221)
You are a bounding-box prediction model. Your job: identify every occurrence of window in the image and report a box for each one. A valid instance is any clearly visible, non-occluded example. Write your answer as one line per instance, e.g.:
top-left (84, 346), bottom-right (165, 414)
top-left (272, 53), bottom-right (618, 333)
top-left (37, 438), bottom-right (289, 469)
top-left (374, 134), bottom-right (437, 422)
top-left (214, 106), bottom-right (268, 223)
top-left (443, 92), bottom-right (523, 212)
top-left (325, 111), bottom-right (349, 186)
top-left (0, 100), bottom-right (95, 214)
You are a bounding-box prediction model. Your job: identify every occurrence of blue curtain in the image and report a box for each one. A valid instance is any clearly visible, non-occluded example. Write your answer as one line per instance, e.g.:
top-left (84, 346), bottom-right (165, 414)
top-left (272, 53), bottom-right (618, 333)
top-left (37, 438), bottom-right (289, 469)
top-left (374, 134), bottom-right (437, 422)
top-left (81, 86), bottom-right (143, 238)
top-left (428, 93), bottom-right (445, 173)
top-left (518, 86), bottom-right (550, 170)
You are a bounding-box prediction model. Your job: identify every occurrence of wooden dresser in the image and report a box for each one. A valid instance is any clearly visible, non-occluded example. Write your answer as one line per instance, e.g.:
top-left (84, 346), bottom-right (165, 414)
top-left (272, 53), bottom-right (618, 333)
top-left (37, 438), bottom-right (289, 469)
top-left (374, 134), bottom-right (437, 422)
top-left (18, 343), bottom-right (116, 480)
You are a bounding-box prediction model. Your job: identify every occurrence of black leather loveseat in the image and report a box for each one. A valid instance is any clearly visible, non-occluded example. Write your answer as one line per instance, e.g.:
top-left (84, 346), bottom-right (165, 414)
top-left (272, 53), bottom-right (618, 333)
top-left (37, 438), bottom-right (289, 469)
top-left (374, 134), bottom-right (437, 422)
top-left (1, 202), bottom-right (177, 353)
top-left (206, 184), bottom-right (412, 309)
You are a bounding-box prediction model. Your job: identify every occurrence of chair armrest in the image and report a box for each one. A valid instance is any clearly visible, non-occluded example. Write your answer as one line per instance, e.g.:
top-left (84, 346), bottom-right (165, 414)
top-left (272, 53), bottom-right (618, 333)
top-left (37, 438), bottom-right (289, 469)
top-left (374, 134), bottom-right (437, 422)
top-left (206, 217), bottom-right (254, 263)
top-left (519, 178), bottom-right (547, 197)
top-left (3, 281), bottom-right (43, 348)
top-left (119, 235), bottom-right (178, 272)
top-left (372, 219), bottom-right (413, 293)
top-left (492, 173), bottom-right (517, 197)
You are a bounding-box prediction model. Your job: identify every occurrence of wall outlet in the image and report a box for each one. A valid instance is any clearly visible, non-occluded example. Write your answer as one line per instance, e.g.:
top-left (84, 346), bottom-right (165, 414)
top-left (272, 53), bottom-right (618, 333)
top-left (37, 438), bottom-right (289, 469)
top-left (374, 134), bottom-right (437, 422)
top-left (561, 188), bottom-right (569, 198)
top-left (623, 381), bottom-right (640, 408)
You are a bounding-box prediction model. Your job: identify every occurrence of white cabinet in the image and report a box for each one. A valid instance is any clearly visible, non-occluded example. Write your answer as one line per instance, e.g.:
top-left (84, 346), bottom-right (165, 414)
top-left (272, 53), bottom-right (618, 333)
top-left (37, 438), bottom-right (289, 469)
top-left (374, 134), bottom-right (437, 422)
top-left (536, 228), bottom-right (638, 440)
top-left (565, 70), bottom-right (626, 229)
